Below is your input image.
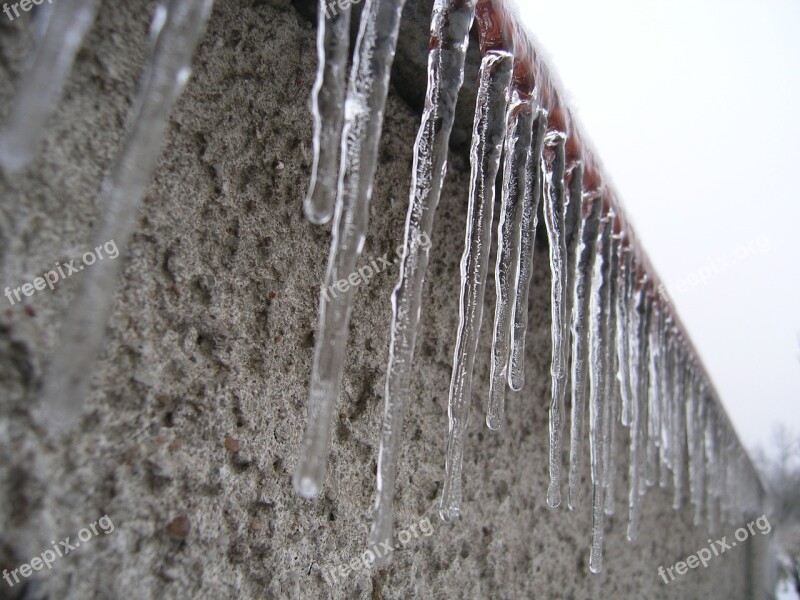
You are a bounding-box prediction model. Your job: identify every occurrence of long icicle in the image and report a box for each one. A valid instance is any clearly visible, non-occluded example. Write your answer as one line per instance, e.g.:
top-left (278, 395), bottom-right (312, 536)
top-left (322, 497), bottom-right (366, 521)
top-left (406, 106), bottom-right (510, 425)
top-left (693, 376), bottom-right (708, 527)
top-left (704, 401), bottom-right (719, 534)
top-left (626, 276), bottom-right (646, 541)
top-left (658, 314), bottom-right (673, 488)
top-left (566, 192), bottom-right (602, 510)
top-left (645, 305), bottom-right (661, 487)
top-left (486, 94), bottom-right (534, 430)
top-left (542, 127), bottom-right (568, 508)
top-left (508, 111), bottom-right (546, 391)
top-left (672, 341), bottom-right (686, 510)
top-left (588, 212), bottom-right (612, 573)
top-left (370, 0), bottom-right (477, 559)
top-left (685, 360), bottom-right (700, 515)
top-left (294, 0), bottom-right (407, 498)
top-left (440, 51), bottom-right (512, 522)
top-left (0, 0), bottom-right (101, 174)
top-left (636, 290), bottom-right (653, 500)
top-left (602, 230), bottom-right (621, 516)
top-left (37, 0), bottom-right (215, 432)
top-left (561, 151), bottom-right (583, 468)
top-left (716, 417), bottom-right (727, 524)
top-left (303, 0), bottom-right (351, 224)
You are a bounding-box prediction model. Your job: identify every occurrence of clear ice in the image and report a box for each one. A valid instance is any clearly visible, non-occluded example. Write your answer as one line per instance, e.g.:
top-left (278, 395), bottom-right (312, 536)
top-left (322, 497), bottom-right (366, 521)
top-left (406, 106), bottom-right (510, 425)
top-left (487, 94), bottom-right (535, 430)
top-left (440, 50), bottom-right (513, 522)
top-left (370, 0), bottom-right (477, 562)
top-left (38, 0), bottom-right (215, 432)
top-left (294, 0), bottom-right (408, 499)
top-left (0, 0), bottom-right (101, 174)
top-left (567, 195), bottom-right (602, 510)
top-left (303, 0), bottom-right (351, 224)
top-left (542, 130), bottom-right (568, 509)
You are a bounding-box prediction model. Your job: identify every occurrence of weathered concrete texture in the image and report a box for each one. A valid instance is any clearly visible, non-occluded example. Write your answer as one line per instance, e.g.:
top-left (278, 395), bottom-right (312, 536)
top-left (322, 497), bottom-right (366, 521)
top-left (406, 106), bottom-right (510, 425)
top-left (0, 1), bottom-right (770, 599)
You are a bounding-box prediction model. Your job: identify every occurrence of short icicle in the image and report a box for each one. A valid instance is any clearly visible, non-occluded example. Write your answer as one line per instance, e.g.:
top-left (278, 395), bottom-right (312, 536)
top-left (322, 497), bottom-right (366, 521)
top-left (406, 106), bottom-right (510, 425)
top-left (370, 0), bottom-right (477, 560)
top-left (303, 0), bottom-right (351, 224)
top-left (487, 93), bottom-right (535, 430)
top-left (616, 247), bottom-right (634, 428)
top-left (294, 0), bottom-right (408, 499)
top-left (440, 50), bottom-right (513, 522)
top-left (37, 0), bottom-right (215, 432)
top-left (508, 111), bottom-right (547, 391)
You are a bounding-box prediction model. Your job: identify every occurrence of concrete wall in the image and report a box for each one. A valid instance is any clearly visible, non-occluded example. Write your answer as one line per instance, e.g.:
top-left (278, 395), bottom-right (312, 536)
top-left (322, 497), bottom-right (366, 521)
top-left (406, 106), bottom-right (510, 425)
top-left (0, 0), bottom-right (771, 598)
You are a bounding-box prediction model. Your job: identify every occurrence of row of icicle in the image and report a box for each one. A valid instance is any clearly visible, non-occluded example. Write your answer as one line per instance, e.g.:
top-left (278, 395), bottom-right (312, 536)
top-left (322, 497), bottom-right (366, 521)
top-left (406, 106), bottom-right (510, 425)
top-left (295, 0), bottom-right (763, 573)
top-left (0, 0), bottom-right (762, 576)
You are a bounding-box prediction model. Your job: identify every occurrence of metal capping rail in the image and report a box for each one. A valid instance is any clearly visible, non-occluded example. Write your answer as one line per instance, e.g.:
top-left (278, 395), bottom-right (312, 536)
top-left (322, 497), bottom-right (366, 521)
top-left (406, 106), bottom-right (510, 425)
top-left (476, 0), bottom-right (765, 495)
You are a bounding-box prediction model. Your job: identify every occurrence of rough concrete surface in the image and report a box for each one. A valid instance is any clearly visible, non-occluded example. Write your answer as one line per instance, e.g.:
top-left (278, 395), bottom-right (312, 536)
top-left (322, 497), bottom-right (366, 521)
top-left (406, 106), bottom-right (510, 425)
top-left (0, 0), bottom-right (771, 598)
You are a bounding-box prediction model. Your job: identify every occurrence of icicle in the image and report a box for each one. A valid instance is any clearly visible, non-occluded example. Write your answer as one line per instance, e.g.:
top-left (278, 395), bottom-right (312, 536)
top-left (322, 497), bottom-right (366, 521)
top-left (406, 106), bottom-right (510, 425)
top-left (588, 214), bottom-right (612, 573)
top-left (560, 152), bottom-right (583, 455)
top-left (616, 248), bottom-right (634, 428)
top-left (647, 308), bottom-right (666, 485)
top-left (508, 111), bottom-right (547, 391)
top-left (626, 278), bottom-right (646, 541)
top-left (717, 423), bottom-right (728, 524)
top-left (369, 0), bottom-right (476, 559)
top-left (566, 193), bottom-right (602, 510)
top-left (671, 342), bottom-right (686, 510)
top-left (303, 0), bottom-right (351, 224)
top-left (691, 372), bottom-right (708, 526)
top-left (602, 231), bottom-right (621, 517)
top-left (717, 422), bottom-right (727, 523)
top-left (294, 0), bottom-right (408, 498)
top-left (645, 301), bottom-right (660, 488)
top-left (717, 421), bottom-right (730, 523)
top-left (37, 0), bottom-right (215, 432)
top-left (658, 316), bottom-right (673, 488)
top-left (0, 0), bottom-right (101, 174)
top-left (486, 94), bottom-right (534, 430)
top-left (636, 291), bottom-right (653, 497)
top-left (542, 127), bottom-right (569, 508)
top-left (704, 400), bottom-right (719, 534)
top-left (439, 51), bottom-right (513, 522)
top-left (30, 0), bottom-right (57, 47)
top-left (725, 426), bottom-right (734, 521)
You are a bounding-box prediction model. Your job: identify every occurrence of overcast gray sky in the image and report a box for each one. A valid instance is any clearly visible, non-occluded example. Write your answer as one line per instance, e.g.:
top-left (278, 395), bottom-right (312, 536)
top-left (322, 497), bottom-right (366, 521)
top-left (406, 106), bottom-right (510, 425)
top-left (514, 0), bottom-right (800, 454)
